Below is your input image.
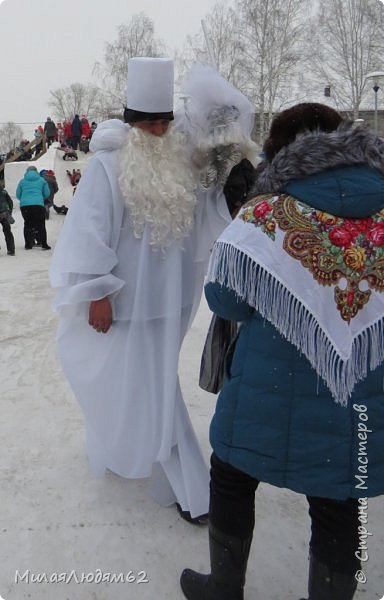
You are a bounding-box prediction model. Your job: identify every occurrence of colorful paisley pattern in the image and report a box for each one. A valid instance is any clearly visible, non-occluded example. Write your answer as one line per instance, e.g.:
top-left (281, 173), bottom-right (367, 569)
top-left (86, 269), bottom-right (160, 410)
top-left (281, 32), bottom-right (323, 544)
top-left (241, 194), bottom-right (384, 322)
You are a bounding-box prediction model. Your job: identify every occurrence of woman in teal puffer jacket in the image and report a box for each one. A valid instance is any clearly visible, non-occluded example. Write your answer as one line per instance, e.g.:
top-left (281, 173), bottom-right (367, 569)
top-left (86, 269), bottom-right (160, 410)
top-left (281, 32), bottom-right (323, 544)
top-left (181, 104), bottom-right (384, 600)
top-left (16, 165), bottom-right (51, 250)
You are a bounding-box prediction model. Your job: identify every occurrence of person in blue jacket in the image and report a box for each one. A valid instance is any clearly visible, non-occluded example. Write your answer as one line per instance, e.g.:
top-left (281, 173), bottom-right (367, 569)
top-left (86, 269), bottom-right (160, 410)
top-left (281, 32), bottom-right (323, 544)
top-left (16, 165), bottom-right (51, 250)
top-left (180, 103), bottom-right (384, 600)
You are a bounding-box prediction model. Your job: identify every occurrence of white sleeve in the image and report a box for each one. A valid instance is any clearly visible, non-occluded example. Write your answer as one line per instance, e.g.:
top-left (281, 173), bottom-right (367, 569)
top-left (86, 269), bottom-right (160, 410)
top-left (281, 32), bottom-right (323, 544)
top-left (49, 154), bottom-right (125, 316)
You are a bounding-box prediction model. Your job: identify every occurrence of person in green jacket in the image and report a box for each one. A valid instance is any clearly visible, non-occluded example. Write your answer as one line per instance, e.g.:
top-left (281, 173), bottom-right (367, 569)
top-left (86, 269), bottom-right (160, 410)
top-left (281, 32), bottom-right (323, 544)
top-left (0, 185), bottom-right (15, 255)
top-left (16, 166), bottom-right (51, 250)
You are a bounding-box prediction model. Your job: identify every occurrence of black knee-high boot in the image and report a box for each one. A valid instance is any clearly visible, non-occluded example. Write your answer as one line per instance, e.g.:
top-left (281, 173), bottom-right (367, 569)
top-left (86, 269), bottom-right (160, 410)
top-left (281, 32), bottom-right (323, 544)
top-left (180, 524), bottom-right (252, 600)
top-left (300, 552), bottom-right (357, 600)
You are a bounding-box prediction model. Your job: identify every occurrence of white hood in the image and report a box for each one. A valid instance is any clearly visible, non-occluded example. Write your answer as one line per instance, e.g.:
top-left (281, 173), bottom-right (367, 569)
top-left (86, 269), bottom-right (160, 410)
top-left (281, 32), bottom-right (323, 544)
top-left (89, 119), bottom-right (129, 153)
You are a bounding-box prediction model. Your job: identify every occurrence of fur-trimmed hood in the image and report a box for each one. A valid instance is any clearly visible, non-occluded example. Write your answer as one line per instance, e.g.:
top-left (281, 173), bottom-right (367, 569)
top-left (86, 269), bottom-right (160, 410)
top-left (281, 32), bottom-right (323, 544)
top-left (250, 124), bottom-right (384, 218)
top-left (252, 123), bottom-right (384, 191)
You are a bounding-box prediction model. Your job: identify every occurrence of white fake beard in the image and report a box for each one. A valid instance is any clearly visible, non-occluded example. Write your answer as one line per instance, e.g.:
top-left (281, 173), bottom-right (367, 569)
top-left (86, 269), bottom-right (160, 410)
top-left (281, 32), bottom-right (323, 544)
top-left (118, 126), bottom-right (198, 250)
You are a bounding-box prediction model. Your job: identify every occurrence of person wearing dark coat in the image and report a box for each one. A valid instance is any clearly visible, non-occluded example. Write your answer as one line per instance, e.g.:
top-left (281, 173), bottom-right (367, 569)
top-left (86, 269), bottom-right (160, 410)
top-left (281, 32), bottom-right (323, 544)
top-left (40, 169), bottom-right (59, 219)
top-left (0, 187), bottom-right (15, 255)
top-left (180, 104), bottom-right (384, 600)
top-left (43, 117), bottom-right (57, 147)
top-left (71, 115), bottom-right (82, 150)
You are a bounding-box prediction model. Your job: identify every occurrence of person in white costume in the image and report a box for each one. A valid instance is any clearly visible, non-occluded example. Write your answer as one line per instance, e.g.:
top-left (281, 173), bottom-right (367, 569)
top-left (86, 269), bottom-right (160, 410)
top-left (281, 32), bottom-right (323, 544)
top-left (50, 58), bottom-right (257, 523)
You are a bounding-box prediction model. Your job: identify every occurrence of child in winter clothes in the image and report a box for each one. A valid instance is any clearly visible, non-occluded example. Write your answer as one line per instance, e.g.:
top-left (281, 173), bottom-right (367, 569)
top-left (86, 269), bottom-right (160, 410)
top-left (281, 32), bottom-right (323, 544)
top-left (79, 136), bottom-right (90, 153)
top-left (66, 169), bottom-right (81, 186)
top-left (63, 121), bottom-right (73, 146)
top-left (40, 169), bottom-right (59, 219)
top-left (80, 116), bottom-right (91, 139)
top-left (89, 122), bottom-right (97, 138)
top-left (0, 187), bottom-right (15, 255)
top-left (57, 123), bottom-right (65, 145)
top-left (59, 145), bottom-right (78, 161)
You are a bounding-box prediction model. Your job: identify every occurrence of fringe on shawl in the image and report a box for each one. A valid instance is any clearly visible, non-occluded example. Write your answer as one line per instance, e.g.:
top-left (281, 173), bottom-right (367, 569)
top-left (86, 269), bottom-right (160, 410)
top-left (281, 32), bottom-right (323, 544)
top-left (206, 241), bottom-right (384, 406)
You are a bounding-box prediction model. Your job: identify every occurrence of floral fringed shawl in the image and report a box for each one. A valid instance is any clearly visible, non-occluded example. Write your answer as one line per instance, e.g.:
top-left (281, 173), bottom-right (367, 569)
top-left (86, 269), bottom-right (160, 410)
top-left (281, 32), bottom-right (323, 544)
top-left (207, 193), bottom-right (384, 405)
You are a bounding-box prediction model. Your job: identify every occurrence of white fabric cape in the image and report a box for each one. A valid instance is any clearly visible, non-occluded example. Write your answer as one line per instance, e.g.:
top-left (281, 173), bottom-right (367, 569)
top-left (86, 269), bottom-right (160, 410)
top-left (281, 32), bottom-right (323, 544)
top-left (50, 120), bottom-right (230, 517)
top-left (207, 205), bottom-right (384, 406)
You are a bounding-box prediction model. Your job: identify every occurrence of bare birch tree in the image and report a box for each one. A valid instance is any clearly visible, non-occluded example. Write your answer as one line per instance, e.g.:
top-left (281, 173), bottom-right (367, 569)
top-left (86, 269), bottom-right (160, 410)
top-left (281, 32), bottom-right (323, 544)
top-left (237, 0), bottom-right (309, 142)
top-left (308, 0), bottom-right (384, 119)
top-left (48, 83), bottom-right (103, 121)
top-left (178, 2), bottom-right (244, 87)
top-left (177, 0), bottom-right (308, 143)
top-left (93, 13), bottom-right (166, 113)
top-left (0, 122), bottom-right (24, 153)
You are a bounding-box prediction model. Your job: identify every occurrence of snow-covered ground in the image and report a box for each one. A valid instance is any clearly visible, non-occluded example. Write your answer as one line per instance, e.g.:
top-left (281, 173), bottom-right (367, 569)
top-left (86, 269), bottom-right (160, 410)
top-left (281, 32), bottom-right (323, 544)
top-left (0, 147), bottom-right (383, 600)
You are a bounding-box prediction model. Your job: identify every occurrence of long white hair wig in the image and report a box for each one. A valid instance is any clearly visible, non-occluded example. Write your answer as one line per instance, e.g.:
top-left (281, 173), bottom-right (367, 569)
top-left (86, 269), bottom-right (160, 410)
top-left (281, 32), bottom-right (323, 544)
top-left (118, 126), bottom-right (198, 250)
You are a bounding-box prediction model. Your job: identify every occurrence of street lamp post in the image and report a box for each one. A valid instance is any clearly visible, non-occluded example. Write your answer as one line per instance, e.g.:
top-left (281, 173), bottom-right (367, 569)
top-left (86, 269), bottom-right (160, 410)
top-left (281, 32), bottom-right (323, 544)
top-left (372, 82), bottom-right (380, 133)
top-left (365, 71), bottom-right (384, 134)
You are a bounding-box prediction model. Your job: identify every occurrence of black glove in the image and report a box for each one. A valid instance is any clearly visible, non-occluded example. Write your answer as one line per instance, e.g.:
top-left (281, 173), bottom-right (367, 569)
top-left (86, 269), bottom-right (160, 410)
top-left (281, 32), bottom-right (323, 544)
top-left (223, 158), bottom-right (256, 216)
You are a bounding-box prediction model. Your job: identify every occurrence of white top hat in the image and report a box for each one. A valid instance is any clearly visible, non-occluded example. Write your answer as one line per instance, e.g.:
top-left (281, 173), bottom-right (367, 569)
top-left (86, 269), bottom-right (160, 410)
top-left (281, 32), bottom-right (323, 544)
top-left (127, 57), bottom-right (174, 113)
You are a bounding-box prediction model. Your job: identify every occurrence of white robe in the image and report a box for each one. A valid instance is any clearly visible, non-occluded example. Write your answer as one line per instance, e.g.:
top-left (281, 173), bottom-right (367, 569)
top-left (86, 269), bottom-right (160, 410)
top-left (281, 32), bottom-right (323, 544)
top-left (50, 121), bottom-right (231, 517)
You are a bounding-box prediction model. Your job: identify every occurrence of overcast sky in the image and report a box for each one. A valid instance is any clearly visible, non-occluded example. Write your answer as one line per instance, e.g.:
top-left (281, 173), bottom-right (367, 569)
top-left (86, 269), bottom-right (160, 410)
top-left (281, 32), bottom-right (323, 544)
top-left (1, 0), bottom-right (383, 139)
top-left (0, 0), bottom-right (216, 136)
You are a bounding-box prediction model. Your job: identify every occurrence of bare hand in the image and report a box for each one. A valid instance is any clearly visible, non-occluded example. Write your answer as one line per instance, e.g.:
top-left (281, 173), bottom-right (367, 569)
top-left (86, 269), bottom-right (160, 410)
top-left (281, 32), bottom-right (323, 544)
top-left (88, 297), bottom-right (112, 333)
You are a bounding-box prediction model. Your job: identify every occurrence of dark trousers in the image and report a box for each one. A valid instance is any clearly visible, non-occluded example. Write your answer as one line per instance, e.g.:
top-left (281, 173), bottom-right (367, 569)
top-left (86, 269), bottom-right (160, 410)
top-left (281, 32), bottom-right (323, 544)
top-left (20, 205), bottom-right (47, 247)
top-left (71, 135), bottom-right (81, 150)
top-left (34, 142), bottom-right (43, 156)
top-left (0, 217), bottom-right (15, 252)
top-left (209, 453), bottom-right (361, 576)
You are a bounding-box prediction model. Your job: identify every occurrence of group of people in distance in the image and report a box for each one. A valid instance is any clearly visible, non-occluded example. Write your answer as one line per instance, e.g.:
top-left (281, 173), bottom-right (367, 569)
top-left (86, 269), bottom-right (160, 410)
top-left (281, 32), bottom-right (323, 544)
top-left (49, 57), bottom-right (384, 600)
top-left (34, 115), bottom-right (97, 162)
top-left (0, 114), bottom-right (93, 256)
top-left (0, 168), bottom-right (54, 256)
top-left (29, 116), bottom-right (97, 162)
top-left (2, 164), bottom-right (63, 255)
top-left (61, 115), bottom-right (96, 152)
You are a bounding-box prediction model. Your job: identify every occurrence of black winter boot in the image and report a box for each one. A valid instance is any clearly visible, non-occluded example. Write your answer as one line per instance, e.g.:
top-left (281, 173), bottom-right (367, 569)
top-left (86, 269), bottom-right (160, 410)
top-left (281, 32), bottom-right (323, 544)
top-left (180, 524), bottom-right (252, 600)
top-left (300, 552), bottom-right (357, 600)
